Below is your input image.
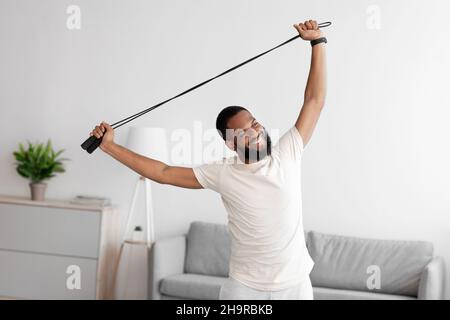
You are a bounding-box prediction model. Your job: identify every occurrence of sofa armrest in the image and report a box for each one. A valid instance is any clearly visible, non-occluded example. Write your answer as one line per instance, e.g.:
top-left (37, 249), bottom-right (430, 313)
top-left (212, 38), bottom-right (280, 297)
top-left (417, 256), bottom-right (445, 300)
top-left (148, 235), bottom-right (186, 300)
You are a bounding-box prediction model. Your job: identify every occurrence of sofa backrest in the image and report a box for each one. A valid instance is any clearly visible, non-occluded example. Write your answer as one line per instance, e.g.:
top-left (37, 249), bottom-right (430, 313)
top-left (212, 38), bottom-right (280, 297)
top-left (185, 221), bottom-right (231, 277)
top-left (306, 231), bottom-right (434, 297)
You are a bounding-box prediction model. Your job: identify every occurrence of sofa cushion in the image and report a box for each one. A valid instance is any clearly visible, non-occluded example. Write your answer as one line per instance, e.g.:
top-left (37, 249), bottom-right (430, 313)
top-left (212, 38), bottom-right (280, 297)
top-left (185, 221), bottom-right (231, 277)
top-left (313, 287), bottom-right (415, 300)
top-left (307, 231), bottom-right (433, 297)
top-left (160, 273), bottom-right (225, 300)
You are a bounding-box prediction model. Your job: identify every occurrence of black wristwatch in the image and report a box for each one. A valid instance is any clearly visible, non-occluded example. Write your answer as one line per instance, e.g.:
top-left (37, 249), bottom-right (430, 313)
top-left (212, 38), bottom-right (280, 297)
top-left (311, 37), bottom-right (327, 47)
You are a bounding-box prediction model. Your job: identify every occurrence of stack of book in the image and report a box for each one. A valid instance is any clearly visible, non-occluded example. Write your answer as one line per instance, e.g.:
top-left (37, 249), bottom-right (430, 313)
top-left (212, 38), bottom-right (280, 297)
top-left (70, 195), bottom-right (111, 207)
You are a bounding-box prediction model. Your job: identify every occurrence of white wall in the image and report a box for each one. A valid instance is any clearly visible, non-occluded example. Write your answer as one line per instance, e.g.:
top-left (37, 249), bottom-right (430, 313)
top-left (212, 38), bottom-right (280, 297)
top-left (1, 0), bottom-right (449, 298)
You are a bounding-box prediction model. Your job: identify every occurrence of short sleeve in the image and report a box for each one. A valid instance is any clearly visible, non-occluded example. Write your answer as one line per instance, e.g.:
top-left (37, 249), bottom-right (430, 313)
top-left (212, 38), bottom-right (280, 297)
top-left (192, 161), bottom-right (224, 193)
top-left (276, 126), bottom-right (305, 161)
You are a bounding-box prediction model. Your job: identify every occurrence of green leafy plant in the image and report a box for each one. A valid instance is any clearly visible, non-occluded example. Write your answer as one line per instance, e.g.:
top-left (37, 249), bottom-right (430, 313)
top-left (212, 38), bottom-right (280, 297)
top-left (13, 140), bottom-right (69, 183)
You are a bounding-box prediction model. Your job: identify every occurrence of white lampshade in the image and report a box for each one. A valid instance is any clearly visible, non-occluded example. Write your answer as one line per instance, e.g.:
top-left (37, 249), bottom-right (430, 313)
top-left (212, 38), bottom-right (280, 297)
top-left (126, 127), bottom-right (169, 163)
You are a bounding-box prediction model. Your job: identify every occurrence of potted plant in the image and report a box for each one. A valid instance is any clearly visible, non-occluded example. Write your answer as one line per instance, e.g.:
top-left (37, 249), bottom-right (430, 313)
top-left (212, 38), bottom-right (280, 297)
top-left (13, 140), bottom-right (68, 201)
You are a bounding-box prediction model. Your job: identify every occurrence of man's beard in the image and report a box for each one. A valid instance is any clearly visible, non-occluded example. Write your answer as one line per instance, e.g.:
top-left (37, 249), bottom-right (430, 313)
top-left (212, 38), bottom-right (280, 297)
top-left (241, 133), bottom-right (272, 162)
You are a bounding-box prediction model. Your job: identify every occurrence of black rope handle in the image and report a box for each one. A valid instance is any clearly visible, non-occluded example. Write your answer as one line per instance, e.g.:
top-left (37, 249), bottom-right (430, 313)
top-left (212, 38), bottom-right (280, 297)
top-left (81, 21), bottom-right (332, 154)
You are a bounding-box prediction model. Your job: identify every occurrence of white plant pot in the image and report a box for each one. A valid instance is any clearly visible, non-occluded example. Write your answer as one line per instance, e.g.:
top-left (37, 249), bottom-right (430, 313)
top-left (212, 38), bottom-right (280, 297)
top-left (29, 182), bottom-right (47, 201)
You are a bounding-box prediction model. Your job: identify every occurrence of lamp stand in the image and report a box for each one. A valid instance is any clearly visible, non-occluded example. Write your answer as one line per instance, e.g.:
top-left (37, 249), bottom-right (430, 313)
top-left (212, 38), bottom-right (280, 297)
top-left (112, 176), bottom-right (154, 299)
top-left (124, 176), bottom-right (155, 246)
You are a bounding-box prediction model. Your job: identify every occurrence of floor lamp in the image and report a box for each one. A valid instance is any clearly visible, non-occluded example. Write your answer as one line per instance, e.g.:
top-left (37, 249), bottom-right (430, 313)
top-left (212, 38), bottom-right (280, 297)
top-left (113, 127), bottom-right (168, 299)
top-left (124, 127), bottom-right (169, 245)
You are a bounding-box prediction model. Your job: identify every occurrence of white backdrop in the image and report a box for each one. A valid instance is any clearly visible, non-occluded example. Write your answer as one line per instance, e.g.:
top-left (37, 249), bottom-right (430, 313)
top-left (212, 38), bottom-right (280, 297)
top-left (1, 0), bottom-right (449, 298)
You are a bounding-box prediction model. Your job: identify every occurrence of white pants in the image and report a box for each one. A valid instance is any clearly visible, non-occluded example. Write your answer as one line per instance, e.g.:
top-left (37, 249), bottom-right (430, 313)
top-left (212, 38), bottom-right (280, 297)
top-left (219, 276), bottom-right (314, 300)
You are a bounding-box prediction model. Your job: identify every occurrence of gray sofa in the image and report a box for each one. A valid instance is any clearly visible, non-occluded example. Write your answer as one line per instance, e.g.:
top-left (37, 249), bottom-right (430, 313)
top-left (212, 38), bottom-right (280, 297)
top-left (149, 221), bottom-right (445, 300)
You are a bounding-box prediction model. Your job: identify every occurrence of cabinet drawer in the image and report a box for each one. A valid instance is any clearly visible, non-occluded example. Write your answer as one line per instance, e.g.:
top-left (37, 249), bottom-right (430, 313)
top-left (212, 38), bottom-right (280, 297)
top-left (0, 203), bottom-right (100, 258)
top-left (0, 250), bottom-right (97, 299)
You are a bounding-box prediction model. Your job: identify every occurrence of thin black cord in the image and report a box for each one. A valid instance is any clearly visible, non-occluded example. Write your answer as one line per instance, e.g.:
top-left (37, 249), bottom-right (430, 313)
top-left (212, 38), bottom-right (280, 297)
top-left (110, 21), bottom-right (331, 130)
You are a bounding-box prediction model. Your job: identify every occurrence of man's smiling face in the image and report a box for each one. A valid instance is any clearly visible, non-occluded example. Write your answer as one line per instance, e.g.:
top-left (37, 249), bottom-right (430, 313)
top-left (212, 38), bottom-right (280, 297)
top-left (224, 110), bottom-right (272, 163)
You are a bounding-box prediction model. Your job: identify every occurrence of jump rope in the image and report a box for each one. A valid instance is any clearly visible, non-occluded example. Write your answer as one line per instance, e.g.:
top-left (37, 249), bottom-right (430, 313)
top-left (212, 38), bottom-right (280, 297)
top-left (81, 21), bottom-right (332, 154)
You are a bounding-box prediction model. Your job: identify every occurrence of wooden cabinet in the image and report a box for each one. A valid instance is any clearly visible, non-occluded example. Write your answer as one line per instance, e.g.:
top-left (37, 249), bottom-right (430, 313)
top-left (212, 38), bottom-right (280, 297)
top-left (0, 195), bottom-right (120, 299)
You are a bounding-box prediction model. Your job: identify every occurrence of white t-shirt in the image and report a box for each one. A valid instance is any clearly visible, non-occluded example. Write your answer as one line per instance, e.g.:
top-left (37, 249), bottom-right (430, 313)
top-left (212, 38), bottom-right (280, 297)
top-left (193, 126), bottom-right (314, 291)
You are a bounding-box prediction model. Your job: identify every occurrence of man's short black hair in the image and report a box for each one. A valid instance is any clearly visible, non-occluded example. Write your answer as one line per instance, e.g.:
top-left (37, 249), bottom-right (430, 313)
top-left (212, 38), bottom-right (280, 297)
top-left (216, 106), bottom-right (248, 140)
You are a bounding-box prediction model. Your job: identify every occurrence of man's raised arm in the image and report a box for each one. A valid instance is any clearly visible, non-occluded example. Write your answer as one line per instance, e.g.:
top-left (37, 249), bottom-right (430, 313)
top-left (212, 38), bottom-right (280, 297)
top-left (90, 122), bottom-right (203, 189)
top-left (293, 19), bottom-right (327, 146)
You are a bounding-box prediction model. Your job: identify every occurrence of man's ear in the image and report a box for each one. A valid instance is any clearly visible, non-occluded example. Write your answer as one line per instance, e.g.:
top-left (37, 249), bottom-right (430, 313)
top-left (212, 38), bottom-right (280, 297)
top-left (225, 139), bottom-right (236, 151)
